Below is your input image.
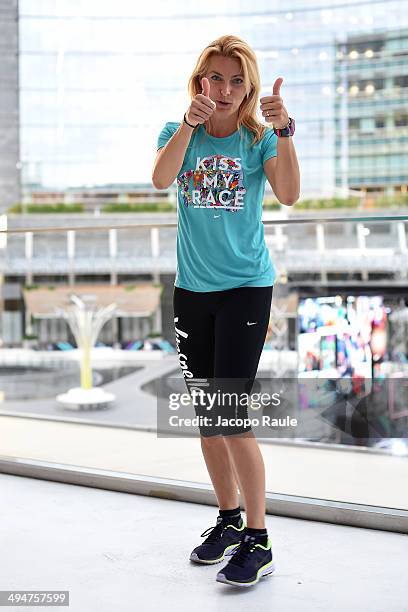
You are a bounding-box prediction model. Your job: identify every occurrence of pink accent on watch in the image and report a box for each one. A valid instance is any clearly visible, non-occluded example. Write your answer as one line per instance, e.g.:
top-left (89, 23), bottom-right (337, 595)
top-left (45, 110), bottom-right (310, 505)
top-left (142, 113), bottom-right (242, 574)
top-left (274, 117), bottom-right (295, 137)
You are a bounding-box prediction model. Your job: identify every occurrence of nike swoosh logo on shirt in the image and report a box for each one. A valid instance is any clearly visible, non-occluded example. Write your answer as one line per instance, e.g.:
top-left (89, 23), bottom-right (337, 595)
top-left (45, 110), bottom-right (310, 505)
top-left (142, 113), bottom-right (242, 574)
top-left (247, 321), bottom-right (257, 326)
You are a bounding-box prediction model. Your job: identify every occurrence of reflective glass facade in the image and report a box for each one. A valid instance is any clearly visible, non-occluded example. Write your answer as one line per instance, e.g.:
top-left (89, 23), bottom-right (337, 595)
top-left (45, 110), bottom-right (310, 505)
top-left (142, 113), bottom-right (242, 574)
top-left (335, 29), bottom-right (408, 194)
top-left (18, 0), bottom-right (408, 197)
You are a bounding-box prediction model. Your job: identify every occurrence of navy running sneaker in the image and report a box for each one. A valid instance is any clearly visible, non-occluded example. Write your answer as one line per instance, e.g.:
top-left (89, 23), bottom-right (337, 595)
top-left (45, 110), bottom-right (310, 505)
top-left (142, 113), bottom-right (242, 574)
top-left (189, 516), bottom-right (245, 564)
top-left (216, 533), bottom-right (276, 587)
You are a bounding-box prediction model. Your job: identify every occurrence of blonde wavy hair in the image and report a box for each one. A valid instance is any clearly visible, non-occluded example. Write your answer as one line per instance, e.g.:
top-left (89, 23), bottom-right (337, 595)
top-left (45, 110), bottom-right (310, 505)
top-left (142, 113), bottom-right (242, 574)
top-left (187, 34), bottom-right (269, 148)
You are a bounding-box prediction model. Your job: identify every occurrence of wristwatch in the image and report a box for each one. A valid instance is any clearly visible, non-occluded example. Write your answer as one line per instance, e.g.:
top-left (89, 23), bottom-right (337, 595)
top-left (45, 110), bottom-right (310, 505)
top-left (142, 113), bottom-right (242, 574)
top-left (273, 117), bottom-right (295, 137)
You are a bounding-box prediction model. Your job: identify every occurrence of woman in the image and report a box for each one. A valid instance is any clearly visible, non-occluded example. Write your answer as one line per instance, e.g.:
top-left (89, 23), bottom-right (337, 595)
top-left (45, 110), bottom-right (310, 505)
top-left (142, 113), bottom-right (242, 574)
top-left (152, 34), bottom-right (300, 588)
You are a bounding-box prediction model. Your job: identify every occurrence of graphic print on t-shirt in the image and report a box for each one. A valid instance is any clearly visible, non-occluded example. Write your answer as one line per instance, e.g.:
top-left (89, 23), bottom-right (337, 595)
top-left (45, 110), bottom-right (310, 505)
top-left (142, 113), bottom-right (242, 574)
top-left (177, 154), bottom-right (246, 213)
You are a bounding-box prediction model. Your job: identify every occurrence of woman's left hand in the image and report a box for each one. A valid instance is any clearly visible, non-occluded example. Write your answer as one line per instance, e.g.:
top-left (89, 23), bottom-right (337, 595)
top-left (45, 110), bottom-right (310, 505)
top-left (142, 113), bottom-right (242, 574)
top-left (260, 77), bottom-right (289, 129)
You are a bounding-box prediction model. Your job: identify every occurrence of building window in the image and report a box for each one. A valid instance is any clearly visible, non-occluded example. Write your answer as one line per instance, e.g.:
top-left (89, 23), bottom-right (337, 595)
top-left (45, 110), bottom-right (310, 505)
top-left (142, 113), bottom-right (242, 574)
top-left (348, 118), bottom-right (360, 129)
top-left (394, 75), bottom-right (408, 88)
top-left (394, 113), bottom-right (408, 127)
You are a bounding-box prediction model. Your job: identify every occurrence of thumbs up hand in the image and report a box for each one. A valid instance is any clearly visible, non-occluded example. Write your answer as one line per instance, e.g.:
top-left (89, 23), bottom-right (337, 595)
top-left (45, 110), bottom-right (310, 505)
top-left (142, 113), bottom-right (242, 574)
top-left (260, 77), bottom-right (289, 130)
top-left (185, 77), bottom-right (216, 127)
top-left (201, 77), bottom-right (211, 97)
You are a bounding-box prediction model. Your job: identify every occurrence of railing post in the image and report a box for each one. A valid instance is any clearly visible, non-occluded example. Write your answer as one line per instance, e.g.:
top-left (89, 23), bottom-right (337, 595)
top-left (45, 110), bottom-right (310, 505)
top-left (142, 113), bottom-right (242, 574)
top-left (25, 231), bottom-right (33, 285)
top-left (0, 215), bottom-right (7, 346)
top-left (397, 222), bottom-right (407, 279)
top-left (316, 223), bottom-right (327, 283)
top-left (67, 230), bottom-right (75, 285)
top-left (274, 225), bottom-right (286, 252)
top-left (109, 228), bottom-right (117, 285)
top-left (357, 223), bottom-right (368, 281)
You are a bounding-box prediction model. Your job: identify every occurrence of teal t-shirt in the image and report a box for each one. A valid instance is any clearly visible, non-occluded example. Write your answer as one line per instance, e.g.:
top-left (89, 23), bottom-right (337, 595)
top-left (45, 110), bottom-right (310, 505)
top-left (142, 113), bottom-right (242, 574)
top-left (157, 121), bottom-right (278, 292)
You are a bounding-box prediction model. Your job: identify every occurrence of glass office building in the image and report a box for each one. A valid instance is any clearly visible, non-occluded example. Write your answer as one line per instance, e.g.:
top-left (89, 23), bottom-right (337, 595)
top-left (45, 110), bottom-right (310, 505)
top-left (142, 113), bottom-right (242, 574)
top-left (15, 0), bottom-right (408, 202)
top-left (335, 28), bottom-right (408, 196)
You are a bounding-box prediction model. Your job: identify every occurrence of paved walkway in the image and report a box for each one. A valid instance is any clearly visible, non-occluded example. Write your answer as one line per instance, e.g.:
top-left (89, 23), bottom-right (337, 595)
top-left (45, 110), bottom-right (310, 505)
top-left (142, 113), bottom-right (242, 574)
top-left (1, 472), bottom-right (407, 612)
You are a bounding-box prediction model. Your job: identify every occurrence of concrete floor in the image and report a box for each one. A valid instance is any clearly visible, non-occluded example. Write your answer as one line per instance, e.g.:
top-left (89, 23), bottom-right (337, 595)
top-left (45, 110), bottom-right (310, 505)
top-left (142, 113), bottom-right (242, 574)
top-left (2, 473), bottom-right (407, 612)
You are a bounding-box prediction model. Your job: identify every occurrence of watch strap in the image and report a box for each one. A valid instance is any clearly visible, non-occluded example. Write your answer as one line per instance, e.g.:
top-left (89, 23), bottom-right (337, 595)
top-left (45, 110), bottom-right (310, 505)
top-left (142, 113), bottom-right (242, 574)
top-left (274, 117), bottom-right (295, 137)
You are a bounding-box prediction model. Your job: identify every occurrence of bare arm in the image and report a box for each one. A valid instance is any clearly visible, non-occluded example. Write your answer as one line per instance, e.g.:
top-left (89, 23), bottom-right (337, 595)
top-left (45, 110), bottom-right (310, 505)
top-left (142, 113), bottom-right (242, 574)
top-left (263, 137), bottom-right (300, 206)
top-left (152, 121), bottom-right (195, 190)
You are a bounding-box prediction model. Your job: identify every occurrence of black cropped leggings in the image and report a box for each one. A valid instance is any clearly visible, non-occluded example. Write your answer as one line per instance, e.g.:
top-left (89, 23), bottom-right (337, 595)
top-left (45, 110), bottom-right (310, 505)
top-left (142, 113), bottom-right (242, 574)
top-left (173, 284), bottom-right (273, 437)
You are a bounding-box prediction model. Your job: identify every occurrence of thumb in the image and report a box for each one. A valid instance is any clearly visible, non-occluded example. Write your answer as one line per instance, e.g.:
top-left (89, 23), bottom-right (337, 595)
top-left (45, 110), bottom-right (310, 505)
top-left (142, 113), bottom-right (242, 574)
top-left (201, 77), bottom-right (210, 97)
top-left (273, 77), bottom-right (283, 96)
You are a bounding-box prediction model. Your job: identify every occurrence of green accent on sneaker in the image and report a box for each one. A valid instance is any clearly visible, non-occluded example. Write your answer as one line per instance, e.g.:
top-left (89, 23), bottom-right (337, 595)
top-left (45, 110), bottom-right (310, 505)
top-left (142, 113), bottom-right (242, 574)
top-left (190, 542), bottom-right (242, 565)
top-left (253, 537), bottom-right (272, 550)
top-left (217, 560), bottom-right (276, 587)
top-left (225, 521), bottom-right (245, 532)
top-left (189, 519), bottom-right (247, 565)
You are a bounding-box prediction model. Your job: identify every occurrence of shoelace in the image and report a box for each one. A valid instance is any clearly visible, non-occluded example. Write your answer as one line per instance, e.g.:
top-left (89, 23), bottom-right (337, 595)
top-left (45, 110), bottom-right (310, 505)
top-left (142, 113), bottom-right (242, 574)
top-left (200, 520), bottom-right (228, 545)
top-left (228, 539), bottom-right (257, 567)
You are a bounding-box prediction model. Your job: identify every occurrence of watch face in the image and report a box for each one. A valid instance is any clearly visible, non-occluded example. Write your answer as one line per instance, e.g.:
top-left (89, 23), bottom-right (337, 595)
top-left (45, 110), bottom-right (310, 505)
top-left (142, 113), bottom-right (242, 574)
top-left (286, 117), bottom-right (295, 135)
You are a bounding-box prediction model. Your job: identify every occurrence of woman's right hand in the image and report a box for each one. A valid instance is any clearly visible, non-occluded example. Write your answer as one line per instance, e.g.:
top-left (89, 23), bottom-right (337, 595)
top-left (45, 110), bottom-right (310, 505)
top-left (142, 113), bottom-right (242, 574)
top-left (185, 77), bottom-right (216, 126)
